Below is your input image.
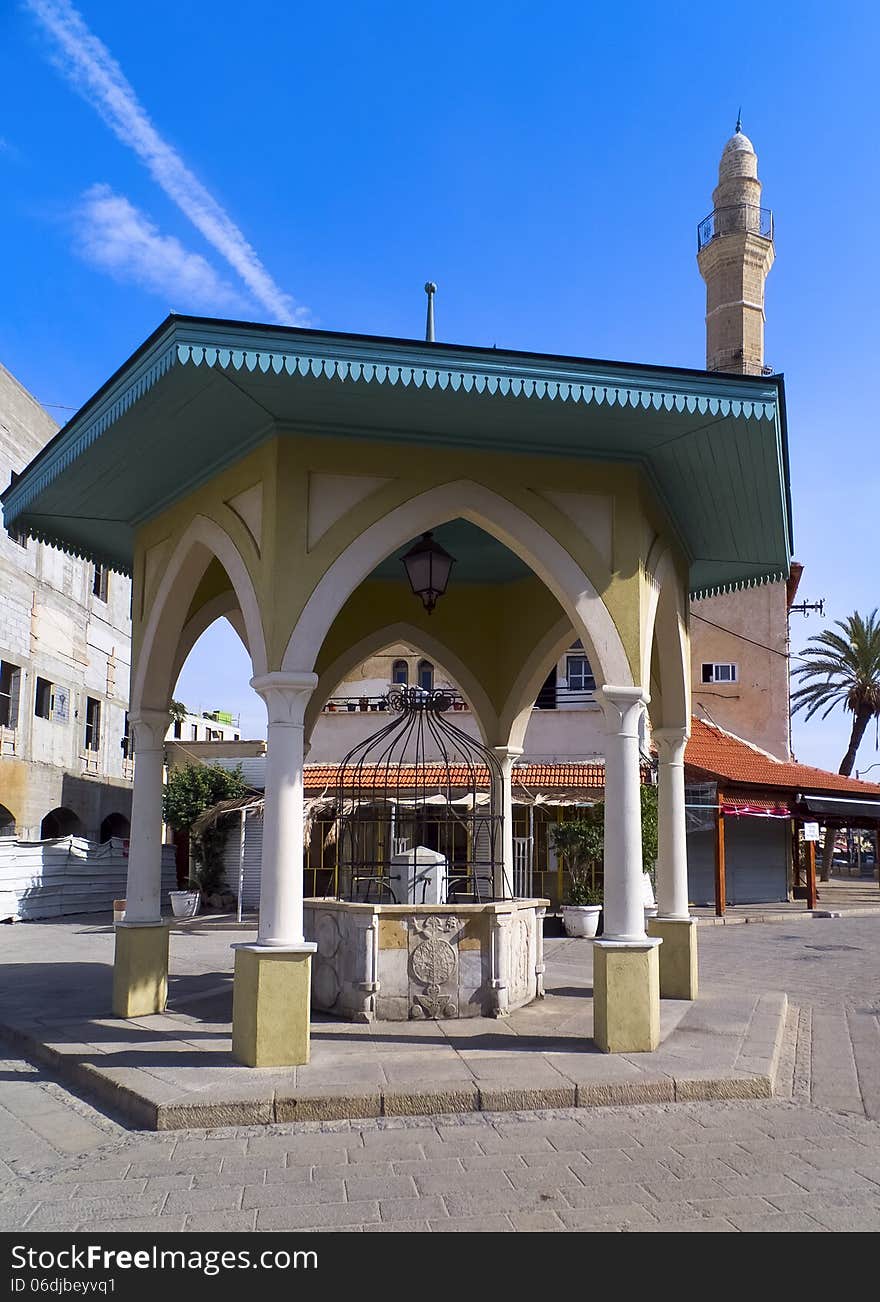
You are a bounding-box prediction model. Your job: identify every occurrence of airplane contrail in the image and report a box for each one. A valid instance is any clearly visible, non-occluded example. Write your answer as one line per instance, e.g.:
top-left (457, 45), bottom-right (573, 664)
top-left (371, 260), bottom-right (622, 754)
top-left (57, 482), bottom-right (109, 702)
top-left (26, 0), bottom-right (305, 325)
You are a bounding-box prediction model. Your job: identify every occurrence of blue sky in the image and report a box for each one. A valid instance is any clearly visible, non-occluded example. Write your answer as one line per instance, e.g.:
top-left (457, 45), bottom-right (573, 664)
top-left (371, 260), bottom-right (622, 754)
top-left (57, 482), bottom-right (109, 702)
top-left (2, 1), bottom-right (878, 768)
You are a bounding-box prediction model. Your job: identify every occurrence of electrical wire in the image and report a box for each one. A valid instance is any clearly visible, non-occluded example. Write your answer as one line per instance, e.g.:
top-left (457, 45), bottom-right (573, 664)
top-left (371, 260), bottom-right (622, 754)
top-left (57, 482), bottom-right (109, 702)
top-left (690, 609), bottom-right (811, 663)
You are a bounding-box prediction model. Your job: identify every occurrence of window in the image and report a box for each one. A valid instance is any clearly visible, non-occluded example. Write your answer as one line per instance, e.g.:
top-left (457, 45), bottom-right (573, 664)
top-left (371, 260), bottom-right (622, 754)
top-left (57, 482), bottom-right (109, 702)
top-left (0, 661), bottom-right (21, 728)
top-left (121, 713), bottom-right (132, 759)
top-left (535, 667), bottom-right (557, 710)
top-left (92, 564), bottom-right (109, 601)
top-left (418, 660), bottom-right (434, 691)
top-left (701, 663), bottom-right (738, 684)
top-left (566, 654), bottom-right (596, 694)
top-left (7, 523), bottom-right (27, 548)
top-left (173, 718), bottom-right (182, 739)
top-left (392, 659), bottom-right (409, 686)
top-left (35, 678), bottom-right (69, 722)
top-left (84, 697), bottom-right (101, 752)
top-left (191, 724), bottom-right (199, 740)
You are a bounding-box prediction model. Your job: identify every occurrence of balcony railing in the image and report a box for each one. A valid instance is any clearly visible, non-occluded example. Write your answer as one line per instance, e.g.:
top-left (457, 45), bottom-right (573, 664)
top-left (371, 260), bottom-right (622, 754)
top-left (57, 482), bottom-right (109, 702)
top-left (322, 691), bottom-right (470, 714)
top-left (697, 204), bottom-right (773, 251)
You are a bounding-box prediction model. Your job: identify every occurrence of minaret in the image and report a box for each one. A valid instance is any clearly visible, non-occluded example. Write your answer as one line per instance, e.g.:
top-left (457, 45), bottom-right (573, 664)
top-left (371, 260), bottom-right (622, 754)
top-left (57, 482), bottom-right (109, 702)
top-left (697, 118), bottom-right (775, 374)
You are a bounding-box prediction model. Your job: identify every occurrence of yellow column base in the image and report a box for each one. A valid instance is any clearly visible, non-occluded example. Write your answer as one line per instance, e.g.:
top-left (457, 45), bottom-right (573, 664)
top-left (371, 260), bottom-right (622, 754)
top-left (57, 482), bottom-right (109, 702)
top-left (232, 945), bottom-right (314, 1067)
top-left (647, 916), bottom-right (698, 1001)
top-left (593, 939), bottom-right (661, 1053)
top-left (112, 923), bottom-right (169, 1018)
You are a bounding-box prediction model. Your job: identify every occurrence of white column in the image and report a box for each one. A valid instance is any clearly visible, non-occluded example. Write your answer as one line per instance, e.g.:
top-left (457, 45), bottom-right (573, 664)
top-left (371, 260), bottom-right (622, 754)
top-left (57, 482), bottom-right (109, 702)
top-left (250, 671), bottom-right (318, 946)
top-left (655, 726), bottom-right (691, 919)
top-left (492, 745), bottom-right (522, 899)
top-left (124, 710), bottom-right (169, 924)
top-left (600, 685), bottom-right (649, 942)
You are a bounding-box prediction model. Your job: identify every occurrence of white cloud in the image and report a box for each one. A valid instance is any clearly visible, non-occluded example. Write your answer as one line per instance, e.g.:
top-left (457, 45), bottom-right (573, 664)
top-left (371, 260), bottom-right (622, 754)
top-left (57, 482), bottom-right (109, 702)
top-left (75, 184), bottom-right (248, 313)
top-left (26, 0), bottom-right (306, 325)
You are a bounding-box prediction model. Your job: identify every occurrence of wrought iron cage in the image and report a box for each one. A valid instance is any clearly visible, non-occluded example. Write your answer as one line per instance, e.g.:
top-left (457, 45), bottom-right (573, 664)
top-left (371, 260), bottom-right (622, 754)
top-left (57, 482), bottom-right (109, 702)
top-left (332, 687), bottom-right (506, 904)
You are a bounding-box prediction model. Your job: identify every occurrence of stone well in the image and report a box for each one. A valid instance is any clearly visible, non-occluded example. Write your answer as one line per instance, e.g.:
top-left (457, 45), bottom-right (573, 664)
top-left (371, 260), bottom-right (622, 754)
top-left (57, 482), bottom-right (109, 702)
top-left (304, 898), bottom-right (549, 1022)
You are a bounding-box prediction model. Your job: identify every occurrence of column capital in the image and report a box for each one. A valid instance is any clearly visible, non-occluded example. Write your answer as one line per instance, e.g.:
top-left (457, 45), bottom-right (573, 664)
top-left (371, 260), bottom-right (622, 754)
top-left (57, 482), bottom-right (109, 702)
top-left (600, 685), bottom-right (649, 735)
top-left (654, 726), bottom-right (690, 764)
top-left (251, 671), bottom-right (319, 726)
top-left (130, 709), bottom-right (170, 751)
top-left (493, 744), bottom-right (524, 769)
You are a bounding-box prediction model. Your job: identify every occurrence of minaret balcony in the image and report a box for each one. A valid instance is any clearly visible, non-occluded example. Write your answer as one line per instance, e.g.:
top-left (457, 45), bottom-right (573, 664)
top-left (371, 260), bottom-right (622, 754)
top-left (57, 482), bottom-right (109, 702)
top-left (697, 204), bottom-right (773, 251)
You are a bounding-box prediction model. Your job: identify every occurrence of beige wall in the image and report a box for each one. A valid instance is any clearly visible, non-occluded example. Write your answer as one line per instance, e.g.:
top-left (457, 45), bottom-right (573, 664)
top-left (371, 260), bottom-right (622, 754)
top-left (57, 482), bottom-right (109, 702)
top-left (689, 582), bottom-right (790, 759)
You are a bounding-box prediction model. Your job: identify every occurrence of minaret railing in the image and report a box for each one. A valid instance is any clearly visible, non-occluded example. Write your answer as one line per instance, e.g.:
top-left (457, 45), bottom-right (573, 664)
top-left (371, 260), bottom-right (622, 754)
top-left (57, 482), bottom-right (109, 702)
top-left (697, 204), bottom-right (773, 251)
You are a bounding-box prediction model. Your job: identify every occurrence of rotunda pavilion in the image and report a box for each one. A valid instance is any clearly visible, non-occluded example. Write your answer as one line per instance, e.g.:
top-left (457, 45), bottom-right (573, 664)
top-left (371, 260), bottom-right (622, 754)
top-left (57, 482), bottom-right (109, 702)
top-left (1, 315), bottom-right (792, 1065)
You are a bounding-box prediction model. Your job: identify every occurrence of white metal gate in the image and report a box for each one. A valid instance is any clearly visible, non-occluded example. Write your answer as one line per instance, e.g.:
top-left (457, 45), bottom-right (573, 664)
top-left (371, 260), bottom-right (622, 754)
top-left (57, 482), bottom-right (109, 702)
top-left (513, 835), bottom-right (533, 898)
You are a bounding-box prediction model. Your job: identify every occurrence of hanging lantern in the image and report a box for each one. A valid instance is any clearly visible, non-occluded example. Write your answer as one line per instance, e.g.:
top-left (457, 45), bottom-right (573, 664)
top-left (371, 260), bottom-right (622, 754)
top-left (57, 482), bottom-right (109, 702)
top-left (401, 531), bottom-right (455, 614)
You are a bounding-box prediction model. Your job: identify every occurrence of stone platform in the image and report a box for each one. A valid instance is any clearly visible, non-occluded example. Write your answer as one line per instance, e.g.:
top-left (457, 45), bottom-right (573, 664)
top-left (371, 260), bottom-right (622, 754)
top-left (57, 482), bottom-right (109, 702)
top-left (0, 916), bottom-right (789, 1131)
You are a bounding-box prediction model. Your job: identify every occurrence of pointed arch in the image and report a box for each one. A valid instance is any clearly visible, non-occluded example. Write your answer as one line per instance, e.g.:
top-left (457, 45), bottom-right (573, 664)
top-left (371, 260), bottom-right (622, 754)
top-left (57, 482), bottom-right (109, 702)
top-left (170, 589), bottom-right (250, 687)
top-left (304, 621), bottom-right (498, 745)
top-left (643, 540), bottom-right (690, 730)
top-left (498, 615), bottom-right (578, 750)
top-left (283, 480), bottom-right (632, 691)
top-left (131, 515), bottom-right (267, 716)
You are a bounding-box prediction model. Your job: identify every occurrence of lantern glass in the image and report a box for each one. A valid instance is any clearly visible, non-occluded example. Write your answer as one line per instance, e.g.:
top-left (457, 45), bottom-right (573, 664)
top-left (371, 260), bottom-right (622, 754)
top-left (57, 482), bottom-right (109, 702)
top-left (401, 531), bottom-right (455, 613)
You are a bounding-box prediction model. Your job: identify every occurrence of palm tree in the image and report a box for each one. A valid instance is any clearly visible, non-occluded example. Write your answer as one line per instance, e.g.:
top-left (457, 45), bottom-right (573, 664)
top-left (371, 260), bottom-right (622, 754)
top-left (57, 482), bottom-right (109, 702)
top-left (791, 610), bottom-right (880, 879)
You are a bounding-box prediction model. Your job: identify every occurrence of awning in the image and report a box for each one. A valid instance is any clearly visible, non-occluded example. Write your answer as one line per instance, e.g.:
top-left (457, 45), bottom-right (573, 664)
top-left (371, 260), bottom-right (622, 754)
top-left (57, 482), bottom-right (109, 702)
top-left (722, 798), bottom-right (790, 818)
top-left (800, 794), bottom-right (880, 822)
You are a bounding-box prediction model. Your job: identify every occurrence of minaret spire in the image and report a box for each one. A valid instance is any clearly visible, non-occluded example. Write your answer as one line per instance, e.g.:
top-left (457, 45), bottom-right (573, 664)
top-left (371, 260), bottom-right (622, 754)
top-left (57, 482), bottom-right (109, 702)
top-left (696, 124), bottom-right (775, 374)
top-left (735, 106), bottom-right (742, 133)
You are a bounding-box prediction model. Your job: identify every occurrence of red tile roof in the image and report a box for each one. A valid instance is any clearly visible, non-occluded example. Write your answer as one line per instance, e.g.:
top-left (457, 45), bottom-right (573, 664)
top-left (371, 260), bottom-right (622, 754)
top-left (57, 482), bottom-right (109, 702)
top-left (303, 762), bottom-right (607, 792)
top-left (301, 720), bottom-right (880, 804)
top-left (685, 717), bottom-right (880, 798)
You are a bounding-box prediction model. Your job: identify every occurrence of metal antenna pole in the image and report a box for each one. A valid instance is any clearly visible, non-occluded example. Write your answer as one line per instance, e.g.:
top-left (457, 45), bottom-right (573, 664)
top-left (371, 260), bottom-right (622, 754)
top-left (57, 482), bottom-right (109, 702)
top-left (424, 282), bottom-right (436, 343)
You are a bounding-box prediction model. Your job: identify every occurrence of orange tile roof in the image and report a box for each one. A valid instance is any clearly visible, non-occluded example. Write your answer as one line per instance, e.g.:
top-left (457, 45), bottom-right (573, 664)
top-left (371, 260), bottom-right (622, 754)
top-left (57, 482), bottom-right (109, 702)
top-left (303, 762), bottom-right (607, 792)
top-left (685, 717), bottom-right (880, 798)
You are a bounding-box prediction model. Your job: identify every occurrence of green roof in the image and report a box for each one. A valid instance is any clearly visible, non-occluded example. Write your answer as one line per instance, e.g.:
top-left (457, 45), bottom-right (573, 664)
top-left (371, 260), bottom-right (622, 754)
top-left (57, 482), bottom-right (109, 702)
top-left (1, 315), bottom-right (792, 599)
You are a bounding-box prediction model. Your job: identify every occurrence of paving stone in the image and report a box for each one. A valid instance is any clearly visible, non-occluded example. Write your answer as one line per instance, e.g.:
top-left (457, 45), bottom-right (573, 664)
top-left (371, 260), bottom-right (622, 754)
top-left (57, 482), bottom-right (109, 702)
top-left (392, 1157), bottom-right (462, 1177)
top-left (344, 1175), bottom-right (419, 1200)
top-left (806, 1206), bottom-right (880, 1231)
top-left (73, 1178), bottom-right (148, 1199)
top-left (79, 1216), bottom-right (188, 1232)
top-left (241, 1180), bottom-right (346, 1209)
top-left (362, 1220), bottom-right (430, 1232)
top-left (427, 1215), bottom-right (514, 1232)
top-left (163, 1186), bottom-right (244, 1214)
top-left (561, 1182), bottom-right (659, 1209)
top-left (185, 1210), bottom-right (259, 1231)
top-left (715, 1173), bottom-right (806, 1198)
top-left (442, 1187), bottom-right (569, 1216)
top-left (414, 1168), bottom-right (514, 1195)
top-left (630, 1216), bottom-right (737, 1232)
top-left (143, 1175), bottom-right (196, 1195)
top-left (379, 1195), bottom-right (448, 1221)
top-left (557, 1204), bottom-right (658, 1230)
top-left (507, 1211), bottom-right (567, 1231)
top-left (256, 1201), bottom-right (380, 1230)
top-left (727, 1211), bottom-right (829, 1232)
top-left (0, 1202), bottom-right (41, 1231)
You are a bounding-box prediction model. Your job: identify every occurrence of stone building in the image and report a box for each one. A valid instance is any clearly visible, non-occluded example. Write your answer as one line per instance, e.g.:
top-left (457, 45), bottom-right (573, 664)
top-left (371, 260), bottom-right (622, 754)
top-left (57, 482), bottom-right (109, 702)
top-left (0, 363), bottom-right (134, 839)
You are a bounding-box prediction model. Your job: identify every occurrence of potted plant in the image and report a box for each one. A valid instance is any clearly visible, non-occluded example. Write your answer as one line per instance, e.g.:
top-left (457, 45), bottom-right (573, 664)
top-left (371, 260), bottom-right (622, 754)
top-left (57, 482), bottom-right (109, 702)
top-left (551, 817), bottom-right (604, 938)
top-left (562, 873), bottom-right (603, 937)
top-left (169, 888), bottom-right (200, 919)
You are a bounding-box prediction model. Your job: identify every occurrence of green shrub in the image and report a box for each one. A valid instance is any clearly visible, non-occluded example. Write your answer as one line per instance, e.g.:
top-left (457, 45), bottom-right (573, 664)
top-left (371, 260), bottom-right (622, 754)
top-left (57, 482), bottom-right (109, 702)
top-left (163, 763), bottom-right (247, 897)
